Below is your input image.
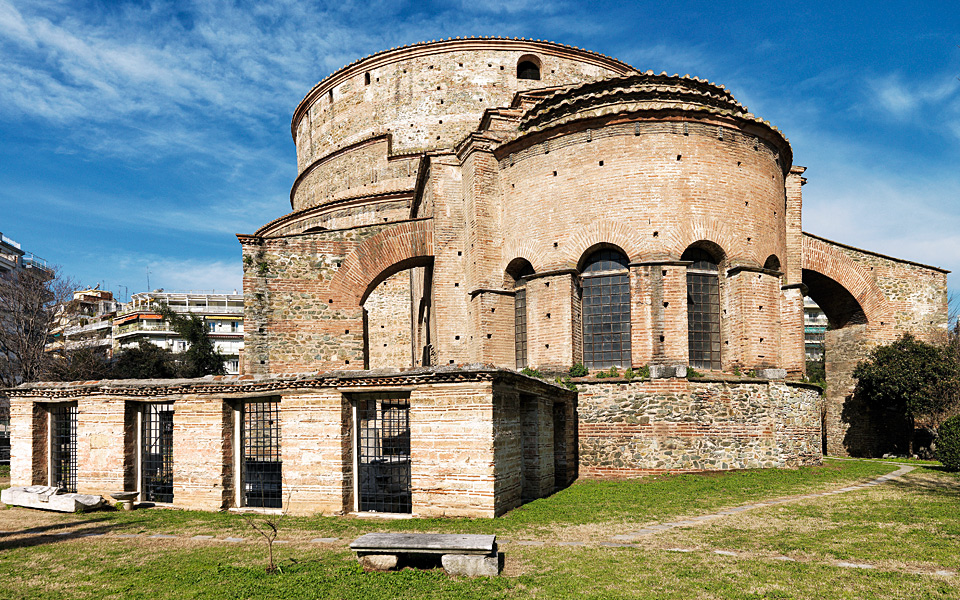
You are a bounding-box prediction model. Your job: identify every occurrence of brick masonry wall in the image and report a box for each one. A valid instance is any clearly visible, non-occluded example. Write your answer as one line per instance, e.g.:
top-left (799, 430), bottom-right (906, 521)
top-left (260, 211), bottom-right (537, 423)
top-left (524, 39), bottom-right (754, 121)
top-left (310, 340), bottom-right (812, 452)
top-left (363, 270), bottom-right (413, 369)
top-left (293, 40), bottom-right (633, 176)
top-left (577, 378), bottom-right (822, 476)
top-left (5, 371), bottom-right (575, 518)
top-left (76, 397), bottom-right (129, 494)
top-left (802, 234), bottom-right (949, 456)
top-left (173, 396), bottom-right (233, 510)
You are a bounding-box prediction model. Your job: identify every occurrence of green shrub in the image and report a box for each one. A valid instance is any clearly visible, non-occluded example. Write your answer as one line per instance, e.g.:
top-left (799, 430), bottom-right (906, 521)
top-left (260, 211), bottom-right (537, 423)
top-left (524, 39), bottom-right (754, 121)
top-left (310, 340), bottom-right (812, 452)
top-left (608, 366), bottom-right (619, 378)
top-left (521, 366), bottom-right (543, 379)
top-left (595, 370), bottom-right (607, 378)
top-left (569, 362), bottom-right (588, 378)
top-left (687, 368), bottom-right (703, 379)
top-left (554, 376), bottom-right (577, 391)
top-left (623, 368), bottom-right (634, 381)
top-left (637, 364), bottom-right (650, 379)
top-left (936, 415), bottom-right (960, 471)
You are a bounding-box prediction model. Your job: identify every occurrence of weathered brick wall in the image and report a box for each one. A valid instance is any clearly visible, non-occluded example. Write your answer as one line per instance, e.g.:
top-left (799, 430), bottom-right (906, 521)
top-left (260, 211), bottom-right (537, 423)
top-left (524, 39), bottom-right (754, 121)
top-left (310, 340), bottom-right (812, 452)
top-left (242, 221), bottom-right (432, 375)
top-left (9, 397), bottom-right (47, 487)
top-left (5, 370), bottom-right (573, 518)
top-left (577, 378), bottom-right (822, 476)
top-left (279, 389), bottom-right (352, 515)
top-left (173, 396), bottom-right (233, 510)
top-left (802, 234), bottom-right (949, 456)
top-left (292, 39), bottom-right (635, 178)
top-left (363, 270), bottom-right (413, 369)
top-left (410, 382), bottom-right (497, 517)
top-left (76, 397), bottom-right (129, 494)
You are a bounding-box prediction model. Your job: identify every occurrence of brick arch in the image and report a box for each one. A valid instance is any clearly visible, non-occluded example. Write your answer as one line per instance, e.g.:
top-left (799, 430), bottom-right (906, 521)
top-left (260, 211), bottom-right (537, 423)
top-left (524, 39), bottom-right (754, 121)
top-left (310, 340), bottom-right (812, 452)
top-left (329, 220), bottom-right (434, 306)
top-left (801, 235), bottom-right (890, 326)
top-left (499, 239), bottom-right (547, 275)
top-left (664, 217), bottom-right (739, 263)
top-left (561, 220), bottom-right (648, 268)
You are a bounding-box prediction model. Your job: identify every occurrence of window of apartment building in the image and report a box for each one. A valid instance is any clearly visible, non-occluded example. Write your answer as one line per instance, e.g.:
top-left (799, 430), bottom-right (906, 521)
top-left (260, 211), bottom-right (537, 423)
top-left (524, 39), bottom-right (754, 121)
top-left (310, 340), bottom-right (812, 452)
top-left (683, 246), bottom-right (722, 370)
top-left (239, 399), bottom-right (282, 509)
top-left (50, 403), bottom-right (78, 492)
top-left (207, 321), bottom-right (217, 333)
top-left (581, 248), bottom-right (631, 369)
top-left (353, 393), bottom-right (411, 514)
top-left (141, 403), bottom-right (174, 503)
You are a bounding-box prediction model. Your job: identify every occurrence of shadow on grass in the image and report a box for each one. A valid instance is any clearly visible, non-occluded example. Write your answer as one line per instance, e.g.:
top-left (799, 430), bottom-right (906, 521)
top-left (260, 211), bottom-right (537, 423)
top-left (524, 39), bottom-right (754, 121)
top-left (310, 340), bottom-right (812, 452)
top-left (0, 513), bottom-right (152, 551)
top-left (889, 471), bottom-right (960, 498)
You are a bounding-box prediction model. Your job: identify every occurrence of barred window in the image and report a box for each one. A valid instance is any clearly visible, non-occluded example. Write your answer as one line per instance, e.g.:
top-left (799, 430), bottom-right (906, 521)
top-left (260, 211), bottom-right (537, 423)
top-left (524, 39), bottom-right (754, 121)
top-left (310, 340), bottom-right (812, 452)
top-left (581, 248), bottom-right (631, 369)
top-left (684, 247), bottom-right (721, 370)
top-left (51, 404), bottom-right (78, 492)
top-left (506, 259), bottom-right (535, 370)
top-left (242, 400), bottom-right (282, 508)
top-left (515, 287), bottom-right (528, 369)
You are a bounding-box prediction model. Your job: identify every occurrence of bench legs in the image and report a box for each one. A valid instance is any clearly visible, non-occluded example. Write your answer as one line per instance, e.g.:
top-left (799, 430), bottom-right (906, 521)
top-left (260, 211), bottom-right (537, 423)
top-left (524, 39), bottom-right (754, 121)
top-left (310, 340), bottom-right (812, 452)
top-left (357, 552), bottom-right (500, 576)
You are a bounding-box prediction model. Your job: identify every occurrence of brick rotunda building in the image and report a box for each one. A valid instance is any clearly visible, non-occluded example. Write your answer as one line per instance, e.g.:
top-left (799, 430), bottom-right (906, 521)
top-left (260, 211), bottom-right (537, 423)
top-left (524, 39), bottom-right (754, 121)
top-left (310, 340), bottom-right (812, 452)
top-left (7, 38), bottom-right (948, 517)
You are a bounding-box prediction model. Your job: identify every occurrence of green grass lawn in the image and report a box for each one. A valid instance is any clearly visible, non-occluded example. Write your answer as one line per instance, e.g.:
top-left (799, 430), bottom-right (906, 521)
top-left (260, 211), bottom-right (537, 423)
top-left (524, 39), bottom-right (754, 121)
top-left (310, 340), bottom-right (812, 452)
top-left (0, 459), bottom-right (957, 599)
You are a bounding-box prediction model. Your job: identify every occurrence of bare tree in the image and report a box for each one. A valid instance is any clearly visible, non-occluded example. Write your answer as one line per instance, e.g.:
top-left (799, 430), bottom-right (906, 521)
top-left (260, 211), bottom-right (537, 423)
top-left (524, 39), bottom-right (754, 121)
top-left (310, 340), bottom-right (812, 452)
top-left (234, 485), bottom-right (295, 574)
top-left (0, 266), bottom-right (77, 387)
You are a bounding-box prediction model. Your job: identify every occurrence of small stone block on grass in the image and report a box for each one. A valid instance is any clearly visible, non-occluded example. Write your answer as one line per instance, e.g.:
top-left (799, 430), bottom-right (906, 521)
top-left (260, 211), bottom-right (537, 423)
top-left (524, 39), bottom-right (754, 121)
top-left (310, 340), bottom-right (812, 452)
top-left (359, 554), bottom-right (398, 572)
top-left (441, 554), bottom-right (499, 577)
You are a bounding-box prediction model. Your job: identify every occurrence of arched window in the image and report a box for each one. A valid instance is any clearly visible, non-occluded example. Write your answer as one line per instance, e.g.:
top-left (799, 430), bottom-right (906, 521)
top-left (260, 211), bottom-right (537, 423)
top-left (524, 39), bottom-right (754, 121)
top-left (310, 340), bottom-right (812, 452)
top-left (517, 55), bottom-right (541, 80)
top-left (581, 248), bottom-right (631, 369)
top-left (763, 254), bottom-right (781, 271)
top-left (683, 246), bottom-right (722, 370)
top-left (506, 259), bottom-right (535, 369)
top-left (364, 72), bottom-right (371, 85)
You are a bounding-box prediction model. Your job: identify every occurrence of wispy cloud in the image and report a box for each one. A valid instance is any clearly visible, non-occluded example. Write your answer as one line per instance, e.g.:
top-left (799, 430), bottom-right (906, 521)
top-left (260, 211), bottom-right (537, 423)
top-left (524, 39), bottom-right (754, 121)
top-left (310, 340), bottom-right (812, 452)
top-left (865, 72), bottom-right (959, 121)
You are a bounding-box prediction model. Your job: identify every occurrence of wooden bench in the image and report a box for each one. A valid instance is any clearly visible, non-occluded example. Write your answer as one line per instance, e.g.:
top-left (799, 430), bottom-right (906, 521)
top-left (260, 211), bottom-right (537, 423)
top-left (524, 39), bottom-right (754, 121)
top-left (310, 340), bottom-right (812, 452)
top-left (350, 533), bottom-right (500, 576)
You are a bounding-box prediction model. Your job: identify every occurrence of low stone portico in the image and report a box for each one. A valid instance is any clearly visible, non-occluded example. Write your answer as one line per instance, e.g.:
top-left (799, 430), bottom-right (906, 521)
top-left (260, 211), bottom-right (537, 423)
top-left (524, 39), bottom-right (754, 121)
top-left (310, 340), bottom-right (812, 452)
top-left (5, 368), bottom-right (576, 518)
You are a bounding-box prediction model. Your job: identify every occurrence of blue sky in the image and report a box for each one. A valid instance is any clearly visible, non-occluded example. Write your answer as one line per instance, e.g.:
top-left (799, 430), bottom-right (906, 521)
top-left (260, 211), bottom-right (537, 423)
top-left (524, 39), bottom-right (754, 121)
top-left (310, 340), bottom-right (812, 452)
top-left (1, 0), bottom-right (958, 302)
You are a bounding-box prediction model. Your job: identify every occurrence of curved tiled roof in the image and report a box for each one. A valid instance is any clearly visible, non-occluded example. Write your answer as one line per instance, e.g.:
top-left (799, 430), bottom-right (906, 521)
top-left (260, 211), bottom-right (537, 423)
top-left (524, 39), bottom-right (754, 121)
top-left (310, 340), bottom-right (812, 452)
top-left (512, 71), bottom-right (792, 162)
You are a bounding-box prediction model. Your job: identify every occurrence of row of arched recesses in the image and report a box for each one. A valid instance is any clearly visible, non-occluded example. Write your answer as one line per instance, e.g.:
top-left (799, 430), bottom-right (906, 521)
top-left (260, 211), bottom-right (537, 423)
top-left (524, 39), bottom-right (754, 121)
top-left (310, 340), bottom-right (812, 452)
top-left (506, 242), bottom-right (783, 371)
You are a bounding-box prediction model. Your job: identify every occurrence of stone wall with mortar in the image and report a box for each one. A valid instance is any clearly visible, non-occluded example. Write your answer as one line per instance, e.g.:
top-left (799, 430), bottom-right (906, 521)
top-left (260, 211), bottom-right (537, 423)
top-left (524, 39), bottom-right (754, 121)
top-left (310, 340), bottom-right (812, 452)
top-left (576, 378), bottom-right (822, 477)
top-left (802, 234), bottom-right (949, 456)
top-left (291, 39), bottom-right (635, 207)
top-left (363, 270), bottom-right (414, 369)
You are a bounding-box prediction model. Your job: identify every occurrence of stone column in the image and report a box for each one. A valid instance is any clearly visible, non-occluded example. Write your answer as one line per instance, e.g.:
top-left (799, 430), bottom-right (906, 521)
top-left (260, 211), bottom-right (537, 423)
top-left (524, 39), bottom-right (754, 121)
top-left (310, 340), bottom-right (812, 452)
top-left (9, 398), bottom-right (47, 487)
top-left (173, 395), bottom-right (233, 510)
top-left (639, 261), bottom-right (689, 369)
top-left (76, 396), bottom-right (129, 494)
top-left (726, 267), bottom-right (783, 371)
top-left (780, 284), bottom-right (807, 377)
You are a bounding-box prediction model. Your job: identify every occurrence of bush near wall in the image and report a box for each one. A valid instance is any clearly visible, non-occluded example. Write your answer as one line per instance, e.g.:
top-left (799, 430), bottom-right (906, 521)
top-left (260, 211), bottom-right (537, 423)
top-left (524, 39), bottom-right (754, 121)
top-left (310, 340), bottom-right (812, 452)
top-left (936, 415), bottom-right (960, 471)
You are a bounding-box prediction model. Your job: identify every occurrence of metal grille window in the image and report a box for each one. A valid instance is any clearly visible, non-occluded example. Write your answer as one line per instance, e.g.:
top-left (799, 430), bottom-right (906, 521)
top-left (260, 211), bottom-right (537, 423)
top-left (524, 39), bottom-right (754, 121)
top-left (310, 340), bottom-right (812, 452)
top-left (356, 394), bottom-right (411, 514)
top-left (581, 249), bottom-right (631, 369)
top-left (685, 248), bottom-right (721, 370)
top-left (515, 287), bottom-right (528, 369)
top-left (51, 404), bottom-right (78, 492)
top-left (0, 401), bottom-right (9, 466)
top-left (242, 401), bottom-right (282, 508)
top-left (142, 403), bottom-right (174, 503)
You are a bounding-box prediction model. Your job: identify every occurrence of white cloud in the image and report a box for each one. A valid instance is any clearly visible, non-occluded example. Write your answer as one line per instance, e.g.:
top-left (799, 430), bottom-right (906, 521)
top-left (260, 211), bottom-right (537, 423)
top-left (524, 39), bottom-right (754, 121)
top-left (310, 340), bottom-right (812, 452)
top-left (146, 257), bottom-right (243, 293)
top-left (866, 72), bottom-right (959, 120)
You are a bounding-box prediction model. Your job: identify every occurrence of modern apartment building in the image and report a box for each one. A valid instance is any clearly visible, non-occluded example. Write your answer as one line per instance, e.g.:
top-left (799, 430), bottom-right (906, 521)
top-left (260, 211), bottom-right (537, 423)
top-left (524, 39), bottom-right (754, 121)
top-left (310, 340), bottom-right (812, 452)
top-left (113, 291), bottom-right (244, 374)
top-left (804, 297), bottom-right (828, 361)
top-left (50, 288), bottom-right (120, 358)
